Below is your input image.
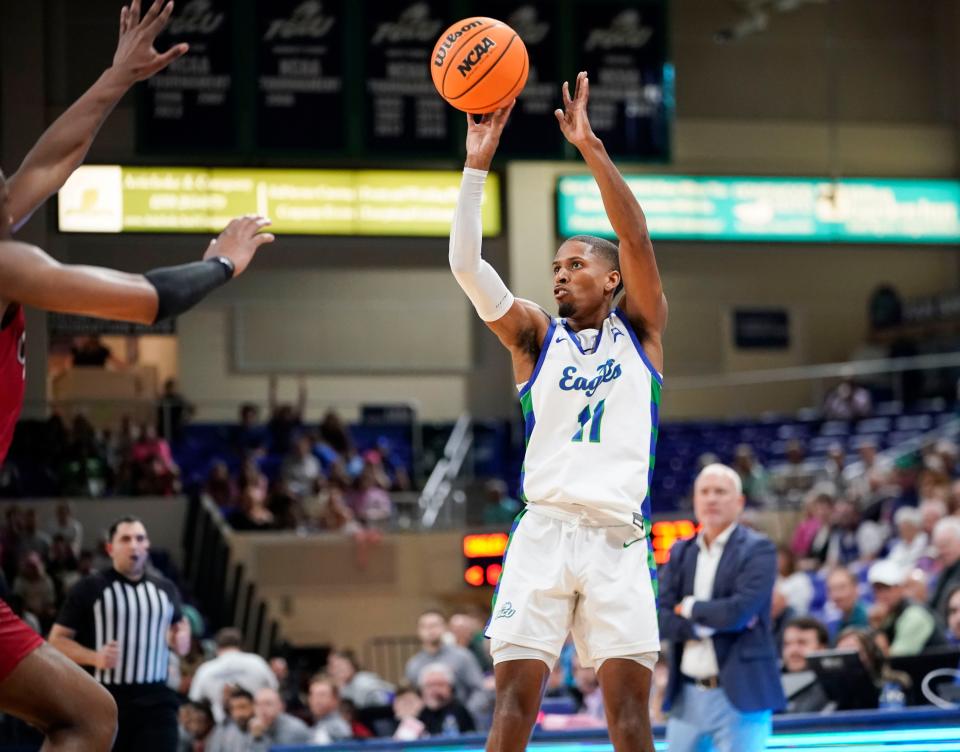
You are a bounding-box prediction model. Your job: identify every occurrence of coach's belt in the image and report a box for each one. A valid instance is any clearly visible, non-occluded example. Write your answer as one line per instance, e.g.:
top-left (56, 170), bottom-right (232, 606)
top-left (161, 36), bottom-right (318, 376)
top-left (686, 675), bottom-right (720, 690)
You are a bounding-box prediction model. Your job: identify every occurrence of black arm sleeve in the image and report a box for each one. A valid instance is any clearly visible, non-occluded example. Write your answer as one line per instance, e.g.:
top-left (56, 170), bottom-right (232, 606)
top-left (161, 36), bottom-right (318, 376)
top-left (144, 258), bottom-right (233, 323)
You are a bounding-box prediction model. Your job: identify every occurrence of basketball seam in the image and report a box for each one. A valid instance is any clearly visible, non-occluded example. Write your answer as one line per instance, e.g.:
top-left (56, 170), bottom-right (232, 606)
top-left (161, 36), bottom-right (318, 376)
top-left (469, 46), bottom-right (528, 113)
top-left (446, 32), bottom-right (519, 102)
top-left (439, 22), bottom-right (502, 97)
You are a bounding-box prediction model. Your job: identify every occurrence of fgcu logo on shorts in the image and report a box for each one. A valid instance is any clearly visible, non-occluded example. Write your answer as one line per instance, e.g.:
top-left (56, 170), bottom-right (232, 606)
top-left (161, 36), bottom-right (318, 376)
top-left (559, 358), bottom-right (622, 397)
top-left (495, 601), bottom-right (516, 619)
top-left (433, 20), bottom-right (484, 67)
top-left (456, 37), bottom-right (497, 77)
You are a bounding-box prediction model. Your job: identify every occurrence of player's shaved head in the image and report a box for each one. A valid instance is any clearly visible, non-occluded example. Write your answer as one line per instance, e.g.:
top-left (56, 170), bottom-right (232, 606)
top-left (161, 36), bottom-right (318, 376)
top-left (567, 234), bottom-right (620, 273)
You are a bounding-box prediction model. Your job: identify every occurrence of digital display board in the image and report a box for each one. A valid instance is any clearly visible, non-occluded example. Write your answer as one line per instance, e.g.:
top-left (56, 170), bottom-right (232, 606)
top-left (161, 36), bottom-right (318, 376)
top-left (557, 175), bottom-right (960, 244)
top-left (57, 166), bottom-right (500, 237)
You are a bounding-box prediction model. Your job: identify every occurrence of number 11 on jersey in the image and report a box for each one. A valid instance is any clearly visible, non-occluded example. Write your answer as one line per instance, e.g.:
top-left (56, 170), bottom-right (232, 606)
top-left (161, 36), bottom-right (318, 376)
top-left (572, 399), bottom-right (606, 443)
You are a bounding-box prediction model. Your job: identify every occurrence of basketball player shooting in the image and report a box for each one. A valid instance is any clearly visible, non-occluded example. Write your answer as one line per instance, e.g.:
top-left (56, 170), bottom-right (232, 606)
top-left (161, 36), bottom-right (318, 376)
top-left (449, 72), bottom-right (666, 752)
top-left (0, 3), bottom-right (271, 749)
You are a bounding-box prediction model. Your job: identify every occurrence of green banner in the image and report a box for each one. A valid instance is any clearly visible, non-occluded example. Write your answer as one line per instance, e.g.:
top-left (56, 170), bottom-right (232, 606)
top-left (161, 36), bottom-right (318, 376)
top-left (58, 166), bottom-right (500, 237)
top-left (557, 175), bottom-right (960, 244)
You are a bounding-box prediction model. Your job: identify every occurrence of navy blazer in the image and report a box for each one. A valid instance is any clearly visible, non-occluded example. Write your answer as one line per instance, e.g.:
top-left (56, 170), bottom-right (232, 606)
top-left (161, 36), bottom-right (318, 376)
top-left (658, 524), bottom-right (786, 714)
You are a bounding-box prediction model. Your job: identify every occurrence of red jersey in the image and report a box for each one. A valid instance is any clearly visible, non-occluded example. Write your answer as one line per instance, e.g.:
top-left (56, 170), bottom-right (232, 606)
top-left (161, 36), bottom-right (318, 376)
top-left (0, 304), bottom-right (26, 463)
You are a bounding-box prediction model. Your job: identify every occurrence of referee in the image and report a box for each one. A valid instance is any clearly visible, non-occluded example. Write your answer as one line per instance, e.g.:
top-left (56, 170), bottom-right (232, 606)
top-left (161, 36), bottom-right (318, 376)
top-left (50, 516), bottom-right (190, 751)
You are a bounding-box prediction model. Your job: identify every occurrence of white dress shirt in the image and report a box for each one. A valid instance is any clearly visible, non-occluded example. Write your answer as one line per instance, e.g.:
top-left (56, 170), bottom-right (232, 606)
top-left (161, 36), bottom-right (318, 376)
top-left (679, 523), bottom-right (737, 680)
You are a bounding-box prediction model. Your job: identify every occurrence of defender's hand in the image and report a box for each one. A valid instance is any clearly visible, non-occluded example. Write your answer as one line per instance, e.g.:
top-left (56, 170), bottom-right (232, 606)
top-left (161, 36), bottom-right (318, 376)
top-left (203, 216), bottom-right (275, 277)
top-left (555, 71), bottom-right (596, 149)
top-left (111, 0), bottom-right (189, 86)
top-left (464, 101), bottom-right (516, 171)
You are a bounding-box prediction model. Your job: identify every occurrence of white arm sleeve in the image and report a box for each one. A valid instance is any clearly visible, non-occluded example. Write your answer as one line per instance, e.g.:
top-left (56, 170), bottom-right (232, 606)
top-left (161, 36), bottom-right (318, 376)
top-left (449, 167), bottom-right (515, 322)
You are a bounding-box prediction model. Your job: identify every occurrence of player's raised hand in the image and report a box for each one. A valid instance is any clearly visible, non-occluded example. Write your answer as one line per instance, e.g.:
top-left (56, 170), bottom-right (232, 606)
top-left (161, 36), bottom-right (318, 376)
top-left (112, 0), bottom-right (189, 85)
top-left (203, 216), bottom-right (275, 277)
top-left (555, 71), bottom-right (596, 148)
top-left (464, 100), bottom-right (516, 171)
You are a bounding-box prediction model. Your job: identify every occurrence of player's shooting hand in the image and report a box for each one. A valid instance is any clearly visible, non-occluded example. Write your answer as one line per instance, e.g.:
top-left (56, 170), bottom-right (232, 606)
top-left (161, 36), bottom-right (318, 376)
top-left (204, 216), bottom-right (275, 277)
top-left (112, 0), bottom-right (189, 86)
top-left (464, 100), bottom-right (516, 171)
top-left (97, 640), bottom-right (120, 670)
top-left (555, 71), bottom-right (596, 149)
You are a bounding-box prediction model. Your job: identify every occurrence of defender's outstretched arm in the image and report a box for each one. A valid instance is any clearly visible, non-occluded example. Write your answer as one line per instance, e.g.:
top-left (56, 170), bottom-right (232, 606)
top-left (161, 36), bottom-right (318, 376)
top-left (0, 216), bottom-right (273, 324)
top-left (6, 0), bottom-right (188, 231)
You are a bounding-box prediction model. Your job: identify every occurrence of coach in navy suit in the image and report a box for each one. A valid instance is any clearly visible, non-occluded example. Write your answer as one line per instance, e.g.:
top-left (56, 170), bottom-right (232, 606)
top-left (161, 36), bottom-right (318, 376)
top-left (658, 463), bottom-right (785, 752)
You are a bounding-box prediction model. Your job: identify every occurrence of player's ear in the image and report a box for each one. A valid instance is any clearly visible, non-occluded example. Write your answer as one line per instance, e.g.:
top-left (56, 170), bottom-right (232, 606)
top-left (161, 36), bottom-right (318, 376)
top-left (605, 269), bottom-right (621, 294)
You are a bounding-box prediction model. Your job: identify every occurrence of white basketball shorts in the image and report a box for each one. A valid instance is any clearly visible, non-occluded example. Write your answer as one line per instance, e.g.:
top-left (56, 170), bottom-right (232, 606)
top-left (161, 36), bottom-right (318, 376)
top-left (484, 505), bottom-right (660, 668)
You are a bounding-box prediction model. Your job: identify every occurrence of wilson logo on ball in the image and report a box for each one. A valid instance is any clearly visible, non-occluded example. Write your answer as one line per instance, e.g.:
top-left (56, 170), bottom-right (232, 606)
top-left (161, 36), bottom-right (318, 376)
top-left (433, 20), bottom-right (485, 67)
top-left (457, 37), bottom-right (497, 77)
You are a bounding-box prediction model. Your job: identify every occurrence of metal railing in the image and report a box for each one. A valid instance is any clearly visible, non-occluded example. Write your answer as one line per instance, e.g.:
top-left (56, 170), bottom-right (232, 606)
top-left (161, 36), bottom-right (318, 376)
top-left (418, 413), bottom-right (473, 528)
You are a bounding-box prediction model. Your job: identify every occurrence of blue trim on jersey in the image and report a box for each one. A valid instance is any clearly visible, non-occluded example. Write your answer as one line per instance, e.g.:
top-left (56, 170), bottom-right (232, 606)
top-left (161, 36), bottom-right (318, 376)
top-left (613, 308), bottom-right (664, 385)
top-left (561, 317), bottom-right (604, 355)
top-left (518, 319), bottom-right (557, 398)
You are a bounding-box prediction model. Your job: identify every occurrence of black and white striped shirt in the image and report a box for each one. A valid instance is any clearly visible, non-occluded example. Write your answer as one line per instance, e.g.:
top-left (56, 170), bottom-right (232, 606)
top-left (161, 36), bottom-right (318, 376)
top-left (56, 569), bottom-right (182, 687)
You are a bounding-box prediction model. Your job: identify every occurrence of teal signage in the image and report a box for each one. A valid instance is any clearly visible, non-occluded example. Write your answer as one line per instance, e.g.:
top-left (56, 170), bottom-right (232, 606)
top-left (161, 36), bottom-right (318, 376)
top-left (557, 175), bottom-right (960, 244)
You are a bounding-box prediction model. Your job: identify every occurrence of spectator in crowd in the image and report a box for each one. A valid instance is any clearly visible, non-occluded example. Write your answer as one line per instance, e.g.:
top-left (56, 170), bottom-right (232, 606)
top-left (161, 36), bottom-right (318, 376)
top-left (404, 610), bottom-right (485, 712)
top-left (46, 534), bottom-right (79, 598)
top-left (819, 444), bottom-right (848, 495)
top-left (946, 586), bottom-right (960, 646)
top-left (281, 435), bottom-right (324, 500)
top-left (824, 566), bottom-right (869, 642)
top-left (232, 404), bottom-right (268, 458)
top-left (919, 498), bottom-right (948, 541)
top-left (19, 509), bottom-right (51, 560)
top-left (267, 376), bottom-right (307, 456)
top-left (572, 657), bottom-right (605, 724)
top-left (732, 444), bottom-right (771, 506)
top-left (780, 617), bottom-right (831, 713)
top-left (156, 378), bottom-right (194, 443)
top-left (204, 460), bottom-right (238, 512)
top-left (868, 559), bottom-right (947, 655)
top-left (350, 462), bottom-right (393, 525)
top-left (229, 486), bottom-right (276, 532)
top-left (248, 687), bottom-right (312, 750)
top-left (268, 656), bottom-right (304, 716)
top-left (391, 685), bottom-right (427, 740)
top-left (177, 700), bottom-right (227, 752)
top-left (930, 517), bottom-right (960, 619)
top-left (373, 437), bottom-right (412, 492)
top-left (887, 506), bottom-right (928, 570)
top-left (188, 627), bottom-right (278, 723)
top-left (481, 479), bottom-right (522, 525)
top-left (48, 502), bottom-right (83, 557)
top-left (326, 649), bottom-right (393, 709)
top-left (307, 675), bottom-right (353, 744)
top-left (416, 663), bottom-right (476, 737)
top-left (776, 546), bottom-right (813, 615)
top-left (448, 608), bottom-right (493, 672)
top-left (12, 551), bottom-right (56, 626)
top-left (770, 585), bottom-right (795, 654)
top-left (904, 567), bottom-right (930, 604)
top-left (833, 628), bottom-right (885, 709)
top-left (70, 335), bottom-right (120, 368)
top-left (822, 374), bottom-right (872, 421)
top-left (319, 410), bottom-right (353, 460)
top-left (221, 688), bottom-right (257, 746)
top-left (825, 499), bottom-right (861, 566)
top-left (772, 440), bottom-right (819, 505)
top-left (791, 490), bottom-right (834, 564)
top-left (129, 423), bottom-right (180, 495)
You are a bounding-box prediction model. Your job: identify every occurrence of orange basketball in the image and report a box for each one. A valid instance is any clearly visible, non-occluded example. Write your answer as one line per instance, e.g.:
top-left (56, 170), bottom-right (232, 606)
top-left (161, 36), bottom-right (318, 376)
top-left (430, 17), bottom-right (528, 114)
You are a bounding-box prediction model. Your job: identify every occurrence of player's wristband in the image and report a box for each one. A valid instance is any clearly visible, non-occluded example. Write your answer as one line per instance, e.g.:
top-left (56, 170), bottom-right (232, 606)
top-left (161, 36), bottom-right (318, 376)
top-left (145, 258), bottom-right (234, 323)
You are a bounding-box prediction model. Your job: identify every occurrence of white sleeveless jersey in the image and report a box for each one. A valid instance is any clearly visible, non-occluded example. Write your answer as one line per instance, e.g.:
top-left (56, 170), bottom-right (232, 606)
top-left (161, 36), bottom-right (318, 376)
top-left (518, 308), bottom-right (663, 527)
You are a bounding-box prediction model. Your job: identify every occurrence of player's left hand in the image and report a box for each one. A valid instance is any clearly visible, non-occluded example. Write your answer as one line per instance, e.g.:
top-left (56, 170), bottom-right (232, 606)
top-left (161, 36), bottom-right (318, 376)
top-left (111, 0), bottom-right (189, 85)
top-left (555, 71), bottom-right (596, 148)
